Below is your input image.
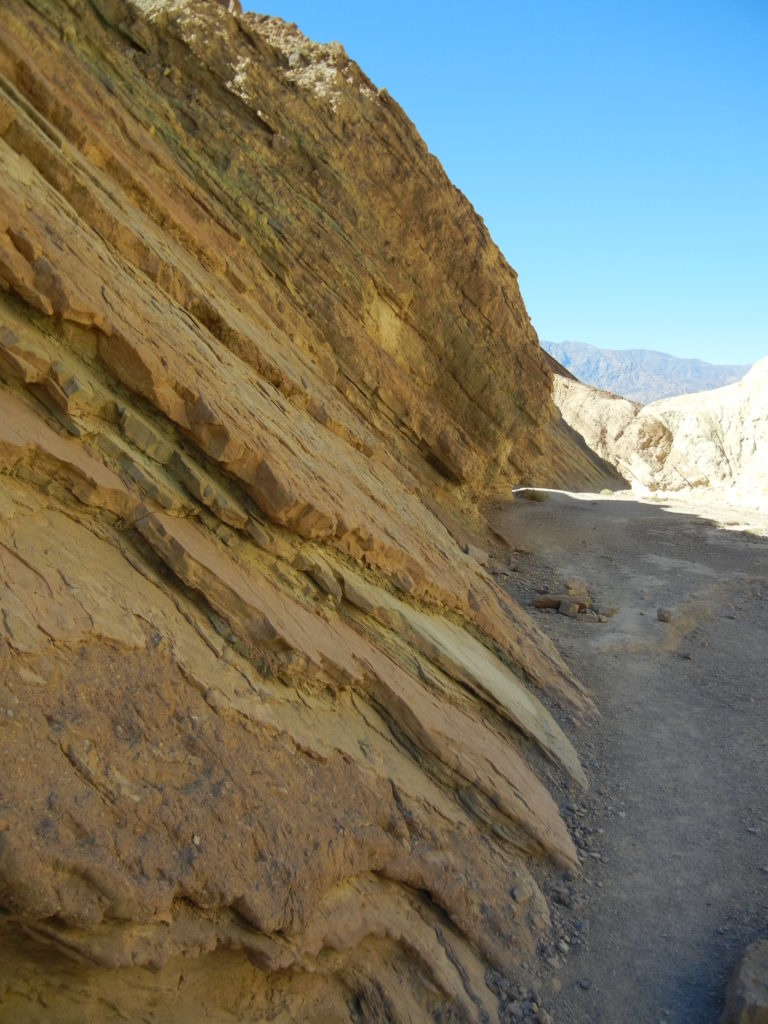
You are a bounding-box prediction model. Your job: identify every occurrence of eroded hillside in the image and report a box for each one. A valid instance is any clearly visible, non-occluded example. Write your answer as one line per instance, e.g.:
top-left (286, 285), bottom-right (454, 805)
top-left (552, 359), bottom-right (768, 505)
top-left (0, 1), bottom-right (617, 1020)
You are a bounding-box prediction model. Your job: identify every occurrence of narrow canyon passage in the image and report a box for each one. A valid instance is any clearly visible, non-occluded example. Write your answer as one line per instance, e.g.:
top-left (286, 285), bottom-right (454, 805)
top-left (491, 493), bottom-right (768, 1023)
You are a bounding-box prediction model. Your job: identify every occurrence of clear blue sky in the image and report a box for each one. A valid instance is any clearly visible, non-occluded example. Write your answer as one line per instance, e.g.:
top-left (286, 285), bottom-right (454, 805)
top-left (243, 1), bottom-right (767, 366)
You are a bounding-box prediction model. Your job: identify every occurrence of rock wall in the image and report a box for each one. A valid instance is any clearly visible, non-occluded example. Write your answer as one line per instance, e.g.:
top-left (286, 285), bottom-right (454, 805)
top-left (0, 2), bottom-right (607, 1020)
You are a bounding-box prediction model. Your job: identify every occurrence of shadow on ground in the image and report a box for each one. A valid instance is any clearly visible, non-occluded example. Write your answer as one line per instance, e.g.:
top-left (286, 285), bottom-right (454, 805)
top-left (488, 491), bottom-right (768, 1024)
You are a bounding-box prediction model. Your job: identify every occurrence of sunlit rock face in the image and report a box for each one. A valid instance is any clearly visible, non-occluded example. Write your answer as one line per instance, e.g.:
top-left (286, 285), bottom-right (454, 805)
top-left (552, 358), bottom-right (768, 502)
top-left (0, 2), bottom-right (609, 1020)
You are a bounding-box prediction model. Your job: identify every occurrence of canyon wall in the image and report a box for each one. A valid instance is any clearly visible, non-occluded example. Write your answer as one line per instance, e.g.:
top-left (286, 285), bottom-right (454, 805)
top-left (0, 2), bottom-right (616, 1019)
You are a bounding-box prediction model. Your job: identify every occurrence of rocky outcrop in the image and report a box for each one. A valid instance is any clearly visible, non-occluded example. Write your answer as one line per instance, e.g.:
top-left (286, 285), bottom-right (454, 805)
top-left (543, 340), bottom-right (750, 404)
top-left (552, 358), bottom-right (768, 505)
top-left (0, 1), bottom-right (610, 1020)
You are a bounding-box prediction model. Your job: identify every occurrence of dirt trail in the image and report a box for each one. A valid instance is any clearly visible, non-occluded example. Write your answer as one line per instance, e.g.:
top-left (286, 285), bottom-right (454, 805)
top-left (490, 492), bottom-right (768, 1024)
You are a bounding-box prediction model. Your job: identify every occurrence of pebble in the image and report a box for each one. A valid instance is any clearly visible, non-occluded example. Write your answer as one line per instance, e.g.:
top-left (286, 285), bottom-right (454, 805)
top-left (579, 978), bottom-right (592, 991)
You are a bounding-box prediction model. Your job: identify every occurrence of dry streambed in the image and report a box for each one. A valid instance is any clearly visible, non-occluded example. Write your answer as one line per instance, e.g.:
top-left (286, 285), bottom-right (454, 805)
top-left (489, 491), bottom-right (768, 1024)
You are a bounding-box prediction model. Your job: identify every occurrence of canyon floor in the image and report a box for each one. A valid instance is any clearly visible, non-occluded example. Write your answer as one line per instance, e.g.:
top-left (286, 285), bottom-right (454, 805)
top-left (489, 490), bottom-right (768, 1024)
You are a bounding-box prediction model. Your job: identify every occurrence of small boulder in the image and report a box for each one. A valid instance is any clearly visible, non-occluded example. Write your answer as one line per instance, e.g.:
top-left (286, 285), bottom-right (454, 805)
top-left (723, 940), bottom-right (768, 1023)
top-left (534, 594), bottom-right (565, 609)
top-left (564, 577), bottom-right (589, 597)
top-left (535, 593), bottom-right (590, 612)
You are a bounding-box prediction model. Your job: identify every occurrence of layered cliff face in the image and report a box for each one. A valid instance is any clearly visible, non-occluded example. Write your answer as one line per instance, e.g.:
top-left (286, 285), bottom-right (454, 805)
top-left (0, 2), bottom-right (608, 1020)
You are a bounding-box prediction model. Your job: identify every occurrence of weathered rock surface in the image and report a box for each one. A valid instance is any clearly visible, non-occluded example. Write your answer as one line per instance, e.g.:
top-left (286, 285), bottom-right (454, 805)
top-left (552, 358), bottom-right (768, 505)
top-left (0, 1), bottom-right (610, 1020)
top-left (723, 941), bottom-right (768, 1024)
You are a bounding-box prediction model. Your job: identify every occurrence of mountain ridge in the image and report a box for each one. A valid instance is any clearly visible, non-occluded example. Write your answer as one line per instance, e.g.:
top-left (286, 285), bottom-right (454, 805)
top-left (543, 339), bottom-right (751, 404)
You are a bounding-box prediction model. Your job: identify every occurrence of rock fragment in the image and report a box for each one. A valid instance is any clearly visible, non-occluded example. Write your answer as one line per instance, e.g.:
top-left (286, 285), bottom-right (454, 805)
top-left (723, 940), bottom-right (768, 1024)
top-left (533, 580), bottom-right (617, 625)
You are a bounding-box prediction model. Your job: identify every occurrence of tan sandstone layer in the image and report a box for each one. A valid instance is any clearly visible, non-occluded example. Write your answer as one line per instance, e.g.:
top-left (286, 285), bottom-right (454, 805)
top-left (0, 1), bottom-right (619, 1020)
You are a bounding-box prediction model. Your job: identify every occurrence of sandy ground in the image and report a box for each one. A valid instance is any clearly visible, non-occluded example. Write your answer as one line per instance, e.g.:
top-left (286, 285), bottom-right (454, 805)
top-left (488, 490), bottom-right (768, 1024)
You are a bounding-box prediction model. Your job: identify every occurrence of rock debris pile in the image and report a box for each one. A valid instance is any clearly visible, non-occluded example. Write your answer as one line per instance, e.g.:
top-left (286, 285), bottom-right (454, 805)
top-left (533, 579), bottom-right (618, 624)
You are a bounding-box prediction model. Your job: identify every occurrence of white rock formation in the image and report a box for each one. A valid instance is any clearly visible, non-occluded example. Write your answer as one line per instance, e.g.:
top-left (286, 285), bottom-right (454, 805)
top-left (552, 357), bottom-right (768, 506)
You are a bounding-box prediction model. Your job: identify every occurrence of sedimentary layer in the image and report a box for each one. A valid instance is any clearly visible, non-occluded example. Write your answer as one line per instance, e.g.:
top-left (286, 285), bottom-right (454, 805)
top-left (0, 1), bottom-right (606, 1019)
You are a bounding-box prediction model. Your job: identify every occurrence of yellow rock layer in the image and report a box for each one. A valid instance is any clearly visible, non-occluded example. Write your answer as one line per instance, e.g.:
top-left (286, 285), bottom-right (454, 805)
top-left (0, 1), bottom-right (615, 1020)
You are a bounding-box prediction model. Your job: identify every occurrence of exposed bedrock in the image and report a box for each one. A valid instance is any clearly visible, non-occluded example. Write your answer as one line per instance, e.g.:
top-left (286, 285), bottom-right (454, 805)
top-left (0, 1), bottom-right (612, 1019)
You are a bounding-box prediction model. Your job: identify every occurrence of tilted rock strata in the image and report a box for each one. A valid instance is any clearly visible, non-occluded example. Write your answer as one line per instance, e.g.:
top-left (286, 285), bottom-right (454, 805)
top-left (552, 359), bottom-right (768, 502)
top-left (0, 1), bottom-right (599, 1019)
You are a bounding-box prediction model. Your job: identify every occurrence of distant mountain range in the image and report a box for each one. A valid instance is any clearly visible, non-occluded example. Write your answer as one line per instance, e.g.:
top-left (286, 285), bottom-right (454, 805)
top-left (542, 340), bottom-right (752, 404)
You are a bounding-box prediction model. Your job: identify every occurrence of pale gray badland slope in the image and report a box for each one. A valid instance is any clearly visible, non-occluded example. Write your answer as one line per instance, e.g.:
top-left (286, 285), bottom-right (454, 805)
top-left (552, 357), bottom-right (768, 505)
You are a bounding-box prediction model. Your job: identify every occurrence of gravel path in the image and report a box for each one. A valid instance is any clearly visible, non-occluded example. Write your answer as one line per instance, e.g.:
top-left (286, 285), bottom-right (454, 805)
top-left (490, 491), bottom-right (768, 1024)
